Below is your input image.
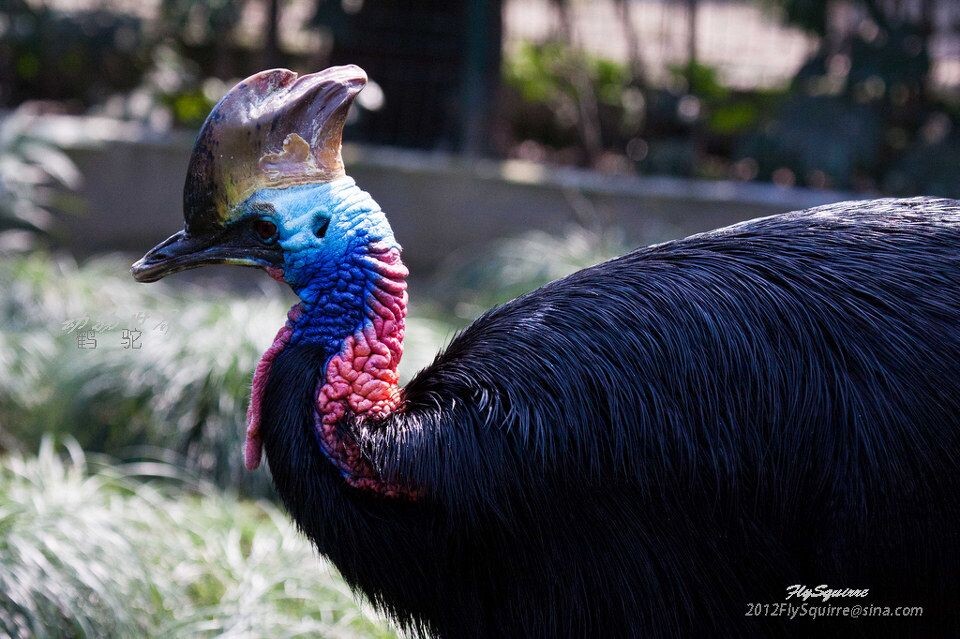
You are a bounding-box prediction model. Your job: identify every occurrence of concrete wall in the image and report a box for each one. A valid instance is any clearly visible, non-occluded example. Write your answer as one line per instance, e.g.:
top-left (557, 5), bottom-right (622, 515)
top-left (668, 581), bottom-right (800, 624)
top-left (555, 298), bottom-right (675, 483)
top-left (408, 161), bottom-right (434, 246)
top-left (34, 115), bottom-right (856, 274)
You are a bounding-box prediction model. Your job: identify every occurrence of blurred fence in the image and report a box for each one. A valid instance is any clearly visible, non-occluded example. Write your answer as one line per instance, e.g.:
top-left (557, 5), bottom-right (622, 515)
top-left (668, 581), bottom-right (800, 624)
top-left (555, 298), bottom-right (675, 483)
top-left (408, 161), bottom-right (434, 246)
top-left (504, 0), bottom-right (960, 94)
top-left (505, 0), bottom-right (815, 90)
top-left (5, 0), bottom-right (960, 197)
top-left (6, 0), bottom-right (960, 141)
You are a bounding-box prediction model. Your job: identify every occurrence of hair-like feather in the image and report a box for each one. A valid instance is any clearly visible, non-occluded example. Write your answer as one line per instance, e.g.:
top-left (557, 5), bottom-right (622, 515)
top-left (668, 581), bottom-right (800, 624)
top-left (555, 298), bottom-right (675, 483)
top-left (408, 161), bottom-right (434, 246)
top-left (258, 197), bottom-right (960, 637)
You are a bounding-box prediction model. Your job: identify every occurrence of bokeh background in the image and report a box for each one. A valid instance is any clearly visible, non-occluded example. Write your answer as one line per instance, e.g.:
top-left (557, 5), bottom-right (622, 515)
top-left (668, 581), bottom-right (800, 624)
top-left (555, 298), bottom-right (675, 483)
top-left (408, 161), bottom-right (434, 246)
top-left (1, 0), bottom-right (957, 636)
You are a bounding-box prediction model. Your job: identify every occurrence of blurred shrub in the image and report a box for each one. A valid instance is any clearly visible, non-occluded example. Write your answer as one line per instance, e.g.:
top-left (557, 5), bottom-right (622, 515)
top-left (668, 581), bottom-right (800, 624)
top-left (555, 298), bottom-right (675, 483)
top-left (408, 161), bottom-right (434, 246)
top-left (158, 0), bottom-right (246, 47)
top-left (884, 124), bottom-right (960, 199)
top-left (0, 107), bottom-right (82, 246)
top-left (671, 62), bottom-right (770, 138)
top-left (0, 0), bottom-right (253, 129)
top-left (506, 42), bottom-right (630, 110)
top-left (98, 45), bottom-right (228, 129)
top-left (162, 86), bottom-right (219, 128)
top-left (758, 0), bottom-right (830, 35)
top-left (433, 224), bottom-right (630, 322)
top-left (503, 42), bottom-right (771, 178)
top-left (152, 0), bottom-right (247, 128)
top-left (504, 1), bottom-right (960, 198)
top-left (504, 41), bottom-right (638, 161)
top-left (739, 95), bottom-right (882, 189)
top-left (0, 439), bottom-right (395, 638)
top-left (0, 1), bottom-right (152, 107)
top-left (747, 0), bottom-right (960, 193)
top-left (0, 253), bottom-right (282, 495)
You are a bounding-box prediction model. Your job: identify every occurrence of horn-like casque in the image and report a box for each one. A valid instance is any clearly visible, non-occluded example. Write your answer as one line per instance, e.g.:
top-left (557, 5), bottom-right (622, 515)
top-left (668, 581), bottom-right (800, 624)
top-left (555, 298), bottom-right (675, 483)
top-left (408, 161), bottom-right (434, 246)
top-left (182, 65), bottom-right (367, 233)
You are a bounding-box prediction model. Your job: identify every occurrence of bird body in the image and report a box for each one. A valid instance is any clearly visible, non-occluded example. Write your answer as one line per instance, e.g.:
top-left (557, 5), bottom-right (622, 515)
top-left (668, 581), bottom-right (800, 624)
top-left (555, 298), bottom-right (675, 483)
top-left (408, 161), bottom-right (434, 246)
top-left (132, 67), bottom-right (960, 637)
top-left (259, 196), bottom-right (960, 637)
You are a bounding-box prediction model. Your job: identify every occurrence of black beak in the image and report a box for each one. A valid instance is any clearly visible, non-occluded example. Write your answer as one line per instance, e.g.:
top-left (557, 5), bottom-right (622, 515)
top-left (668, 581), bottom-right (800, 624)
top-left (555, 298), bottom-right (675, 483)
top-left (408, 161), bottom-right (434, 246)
top-left (131, 228), bottom-right (282, 283)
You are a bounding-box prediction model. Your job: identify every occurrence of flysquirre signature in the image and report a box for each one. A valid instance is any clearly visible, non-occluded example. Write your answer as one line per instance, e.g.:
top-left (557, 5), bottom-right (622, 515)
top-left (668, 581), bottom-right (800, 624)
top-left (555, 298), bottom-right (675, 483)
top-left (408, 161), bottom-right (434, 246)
top-left (786, 584), bottom-right (870, 602)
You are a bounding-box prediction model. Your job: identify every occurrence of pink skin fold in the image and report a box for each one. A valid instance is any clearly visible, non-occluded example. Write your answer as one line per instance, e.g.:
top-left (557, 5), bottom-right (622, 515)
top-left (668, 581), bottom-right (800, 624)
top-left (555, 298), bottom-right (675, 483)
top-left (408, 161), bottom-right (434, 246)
top-left (245, 303), bottom-right (302, 470)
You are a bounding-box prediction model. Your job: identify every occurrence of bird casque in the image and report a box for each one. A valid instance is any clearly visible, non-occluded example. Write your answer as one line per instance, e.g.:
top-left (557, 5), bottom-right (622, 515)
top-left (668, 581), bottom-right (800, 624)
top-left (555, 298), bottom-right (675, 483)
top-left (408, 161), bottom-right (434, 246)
top-left (133, 66), bottom-right (960, 637)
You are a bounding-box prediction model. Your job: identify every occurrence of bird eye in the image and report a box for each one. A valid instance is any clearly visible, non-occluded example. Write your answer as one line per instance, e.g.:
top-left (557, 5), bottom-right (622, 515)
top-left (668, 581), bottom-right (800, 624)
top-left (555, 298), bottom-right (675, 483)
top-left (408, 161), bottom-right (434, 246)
top-left (253, 219), bottom-right (277, 242)
top-left (314, 217), bottom-right (330, 239)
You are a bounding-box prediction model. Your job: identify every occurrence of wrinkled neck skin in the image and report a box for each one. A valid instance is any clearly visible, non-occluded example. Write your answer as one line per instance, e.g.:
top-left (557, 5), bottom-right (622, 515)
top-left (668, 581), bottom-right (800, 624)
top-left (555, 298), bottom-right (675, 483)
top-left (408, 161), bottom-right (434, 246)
top-left (244, 178), bottom-right (413, 498)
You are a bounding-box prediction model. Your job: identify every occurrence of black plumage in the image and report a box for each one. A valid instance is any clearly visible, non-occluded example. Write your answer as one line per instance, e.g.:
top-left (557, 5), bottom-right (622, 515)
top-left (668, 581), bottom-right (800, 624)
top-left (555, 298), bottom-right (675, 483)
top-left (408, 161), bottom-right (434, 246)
top-left (261, 197), bottom-right (960, 637)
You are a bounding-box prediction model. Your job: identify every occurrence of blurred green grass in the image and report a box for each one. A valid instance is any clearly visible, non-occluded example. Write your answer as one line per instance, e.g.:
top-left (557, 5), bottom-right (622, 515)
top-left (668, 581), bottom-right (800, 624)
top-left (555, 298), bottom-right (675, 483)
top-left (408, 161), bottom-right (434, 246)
top-left (0, 438), bottom-right (396, 638)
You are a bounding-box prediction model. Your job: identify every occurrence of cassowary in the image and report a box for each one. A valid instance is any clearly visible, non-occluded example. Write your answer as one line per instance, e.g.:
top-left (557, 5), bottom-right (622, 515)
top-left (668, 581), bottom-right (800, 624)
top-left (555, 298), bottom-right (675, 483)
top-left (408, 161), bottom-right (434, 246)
top-left (132, 66), bottom-right (960, 637)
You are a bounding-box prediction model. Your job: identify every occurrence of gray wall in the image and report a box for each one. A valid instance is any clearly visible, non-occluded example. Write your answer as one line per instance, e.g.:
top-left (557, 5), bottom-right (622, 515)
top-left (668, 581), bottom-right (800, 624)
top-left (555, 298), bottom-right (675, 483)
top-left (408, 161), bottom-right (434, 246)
top-left (36, 116), bottom-right (856, 274)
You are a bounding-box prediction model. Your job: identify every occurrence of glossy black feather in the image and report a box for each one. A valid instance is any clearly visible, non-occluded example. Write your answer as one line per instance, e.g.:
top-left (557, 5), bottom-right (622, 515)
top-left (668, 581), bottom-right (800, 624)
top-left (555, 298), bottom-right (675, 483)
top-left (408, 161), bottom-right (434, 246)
top-left (262, 197), bottom-right (960, 638)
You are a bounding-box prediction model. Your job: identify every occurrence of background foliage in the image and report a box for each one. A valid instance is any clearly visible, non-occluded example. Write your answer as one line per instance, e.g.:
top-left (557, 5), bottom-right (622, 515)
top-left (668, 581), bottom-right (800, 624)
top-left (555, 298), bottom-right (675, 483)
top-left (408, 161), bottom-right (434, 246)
top-left (2, 0), bottom-right (959, 194)
top-left (501, 0), bottom-right (960, 195)
top-left (0, 439), bottom-right (395, 638)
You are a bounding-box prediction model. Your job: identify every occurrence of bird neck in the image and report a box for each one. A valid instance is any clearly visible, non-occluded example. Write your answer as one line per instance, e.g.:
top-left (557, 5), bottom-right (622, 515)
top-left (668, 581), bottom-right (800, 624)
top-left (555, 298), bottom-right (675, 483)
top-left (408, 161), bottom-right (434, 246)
top-left (244, 241), bottom-right (409, 487)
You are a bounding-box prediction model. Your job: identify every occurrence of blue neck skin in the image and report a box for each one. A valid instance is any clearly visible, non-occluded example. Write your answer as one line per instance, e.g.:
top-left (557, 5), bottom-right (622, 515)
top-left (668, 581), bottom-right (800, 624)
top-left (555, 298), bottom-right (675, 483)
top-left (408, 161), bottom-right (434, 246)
top-left (245, 178), bottom-right (399, 354)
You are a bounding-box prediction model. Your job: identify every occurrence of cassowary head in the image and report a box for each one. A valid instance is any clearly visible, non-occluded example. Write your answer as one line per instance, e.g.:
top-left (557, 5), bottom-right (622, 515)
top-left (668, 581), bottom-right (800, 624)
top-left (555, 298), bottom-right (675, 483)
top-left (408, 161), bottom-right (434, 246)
top-left (133, 66), bottom-right (408, 473)
top-left (131, 65), bottom-right (397, 299)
